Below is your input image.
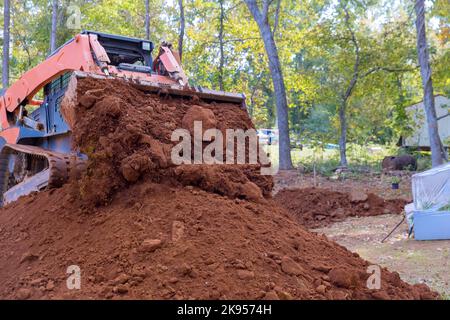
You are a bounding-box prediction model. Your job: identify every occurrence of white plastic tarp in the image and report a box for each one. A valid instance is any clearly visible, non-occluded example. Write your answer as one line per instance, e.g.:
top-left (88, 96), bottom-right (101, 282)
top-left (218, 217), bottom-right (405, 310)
top-left (412, 162), bottom-right (450, 211)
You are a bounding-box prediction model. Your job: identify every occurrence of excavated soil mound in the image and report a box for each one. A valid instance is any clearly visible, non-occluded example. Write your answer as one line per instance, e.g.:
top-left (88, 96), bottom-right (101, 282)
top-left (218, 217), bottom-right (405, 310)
top-left (0, 182), bottom-right (436, 300)
top-left (274, 188), bottom-right (407, 229)
top-left (0, 78), bottom-right (437, 300)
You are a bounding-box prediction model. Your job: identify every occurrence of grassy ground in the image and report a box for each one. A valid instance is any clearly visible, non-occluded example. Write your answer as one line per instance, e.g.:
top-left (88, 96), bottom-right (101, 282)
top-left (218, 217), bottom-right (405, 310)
top-left (291, 144), bottom-right (391, 175)
top-left (265, 143), bottom-right (432, 176)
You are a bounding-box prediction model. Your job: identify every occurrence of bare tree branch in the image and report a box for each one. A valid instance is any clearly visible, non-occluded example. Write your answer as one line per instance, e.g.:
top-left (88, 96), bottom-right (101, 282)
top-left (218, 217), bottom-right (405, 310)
top-left (342, 2), bottom-right (360, 100)
top-left (262, 0), bottom-right (270, 19)
top-left (360, 66), bottom-right (418, 78)
top-left (437, 113), bottom-right (450, 121)
top-left (2, 0), bottom-right (10, 88)
top-left (272, 0), bottom-right (281, 36)
top-left (218, 0), bottom-right (225, 91)
top-left (178, 0), bottom-right (185, 61)
top-left (145, 0), bottom-right (150, 40)
top-left (50, 0), bottom-right (58, 53)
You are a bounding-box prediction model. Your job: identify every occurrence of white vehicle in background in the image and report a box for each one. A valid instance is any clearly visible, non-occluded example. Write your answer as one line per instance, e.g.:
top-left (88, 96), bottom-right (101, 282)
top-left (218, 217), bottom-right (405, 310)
top-left (257, 129), bottom-right (279, 145)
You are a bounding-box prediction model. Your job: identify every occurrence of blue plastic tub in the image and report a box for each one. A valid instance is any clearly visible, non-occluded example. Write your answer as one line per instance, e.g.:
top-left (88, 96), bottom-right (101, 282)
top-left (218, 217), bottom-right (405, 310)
top-left (413, 210), bottom-right (450, 240)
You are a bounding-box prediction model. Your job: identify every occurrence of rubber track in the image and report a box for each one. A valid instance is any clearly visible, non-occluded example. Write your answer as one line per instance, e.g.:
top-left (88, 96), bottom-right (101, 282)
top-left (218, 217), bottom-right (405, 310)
top-left (0, 143), bottom-right (86, 205)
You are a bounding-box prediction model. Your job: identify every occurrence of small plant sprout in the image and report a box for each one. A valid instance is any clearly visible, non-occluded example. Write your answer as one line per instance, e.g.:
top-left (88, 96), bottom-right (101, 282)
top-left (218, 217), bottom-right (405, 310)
top-left (391, 176), bottom-right (401, 184)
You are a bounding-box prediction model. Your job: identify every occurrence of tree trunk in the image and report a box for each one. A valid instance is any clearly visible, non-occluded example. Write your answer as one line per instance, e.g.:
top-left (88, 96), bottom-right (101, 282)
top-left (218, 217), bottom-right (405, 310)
top-left (50, 0), bottom-right (58, 53)
top-left (245, 0), bottom-right (293, 170)
top-left (145, 0), bottom-right (150, 40)
top-left (338, 101), bottom-right (348, 167)
top-left (337, 3), bottom-right (360, 168)
top-left (2, 0), bottom-right (10, 88)
top-left (415, 0), bottom-right (447, 167)
top-left (218, 0), bottom-right (225, 91)
top-left (177, 0), bottom-right (185, 61)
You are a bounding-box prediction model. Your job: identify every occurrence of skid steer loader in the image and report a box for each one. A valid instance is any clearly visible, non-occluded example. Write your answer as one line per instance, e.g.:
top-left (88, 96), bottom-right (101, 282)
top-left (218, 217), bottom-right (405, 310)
top-left (0, 31), bottom-right (245, 205)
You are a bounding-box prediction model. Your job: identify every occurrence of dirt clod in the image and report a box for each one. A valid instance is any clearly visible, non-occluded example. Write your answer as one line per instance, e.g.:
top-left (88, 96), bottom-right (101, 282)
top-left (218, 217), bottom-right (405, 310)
top-left (316, 285), bottom-right (327, 294)
top-left (237, 270), bottom-right (255, 280)
top-left (113, 285), bottom-right (129, 294)
top-left (328, 268), bottom-right (357, 289)
top-left (263, 291), bottom-right (279, 300)
top-left (113, 274), bottom-right (130, 285)
top-left (171, 221), bottom-right (185, 242)
top-left (45, 280), bottom-right (55, 291)
top-left (281, 256), bottom-right (304, 276)
top-left (16, 288), bottom-right (32, 300)
top-left (349, 190), bottom-right (368, 203)
top-left (182, 105), bottom-right (217, 138)
top-left (20, 252), bottom-right (39, 264)
top-left (276, 290), bottom-right (293, 300)
top-left (139, 239), bottom-right (162, 253)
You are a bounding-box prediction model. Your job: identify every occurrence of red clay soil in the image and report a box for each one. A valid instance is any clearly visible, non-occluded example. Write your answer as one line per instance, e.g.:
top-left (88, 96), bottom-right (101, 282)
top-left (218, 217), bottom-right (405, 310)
top-left (0, 78), bottom-right (437, 300)
top-left (0, 182), bottom-right (436, 300)
top-left (274, 188), bottom-right (407, 229)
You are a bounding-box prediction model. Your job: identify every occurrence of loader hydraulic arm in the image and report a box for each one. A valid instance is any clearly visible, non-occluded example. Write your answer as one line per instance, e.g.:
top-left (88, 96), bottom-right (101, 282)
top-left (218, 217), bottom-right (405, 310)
top-left (0, 33), bottom-right (190, 131)
top-left (152, 43), bottom-right (188, 86)
top-left (0, 34), bottom-right (104, 130)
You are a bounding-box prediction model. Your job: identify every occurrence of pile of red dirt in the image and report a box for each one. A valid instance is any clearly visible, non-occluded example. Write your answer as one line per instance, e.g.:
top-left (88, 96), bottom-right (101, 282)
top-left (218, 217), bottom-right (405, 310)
top-left (0, 78), bottom-right (437, 300)
top-left (274, 188), bottom-right (407, 229)
top-left (0, 182), bottom-right (436, 300)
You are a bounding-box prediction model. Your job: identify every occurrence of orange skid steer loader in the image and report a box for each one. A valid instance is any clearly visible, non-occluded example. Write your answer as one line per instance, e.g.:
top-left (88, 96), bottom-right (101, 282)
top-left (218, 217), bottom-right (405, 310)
top-left (0, 31), bottom-right (245, 205)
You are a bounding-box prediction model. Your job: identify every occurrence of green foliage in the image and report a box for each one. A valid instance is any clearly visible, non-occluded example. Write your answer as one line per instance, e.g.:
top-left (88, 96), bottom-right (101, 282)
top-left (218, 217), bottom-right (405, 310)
top-left (417, 154), bottom-right (433, 171)
top-left (287, 143), bottom-right (394, 176)
top-left (430, 0), bottom-right (450, 97)
top-left (0, 0), bottom-right (448, 158)
top-left (438, 201), bottom-right (450, 212)
top-left (391, 176), bottom-right (400, 184)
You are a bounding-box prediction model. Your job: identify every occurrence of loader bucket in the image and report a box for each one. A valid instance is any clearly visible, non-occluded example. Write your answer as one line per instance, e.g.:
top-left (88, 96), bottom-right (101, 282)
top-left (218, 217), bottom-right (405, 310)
top-left (70, 71), bottom-right (247, 109)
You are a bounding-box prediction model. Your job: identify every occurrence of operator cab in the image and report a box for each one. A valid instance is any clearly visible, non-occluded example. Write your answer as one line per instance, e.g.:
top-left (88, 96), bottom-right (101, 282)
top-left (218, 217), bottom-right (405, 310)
top-left (82, 30), bottom-right (155, 74)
